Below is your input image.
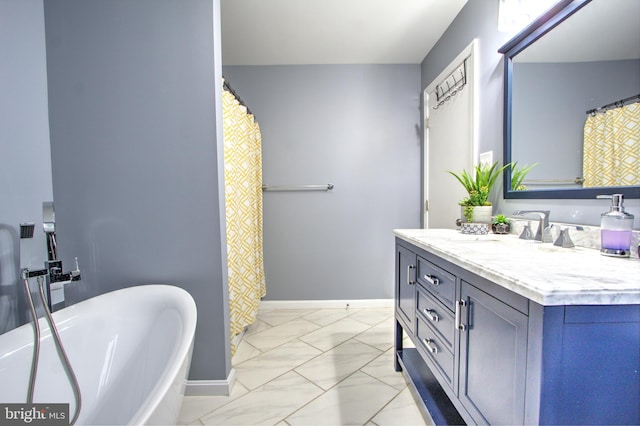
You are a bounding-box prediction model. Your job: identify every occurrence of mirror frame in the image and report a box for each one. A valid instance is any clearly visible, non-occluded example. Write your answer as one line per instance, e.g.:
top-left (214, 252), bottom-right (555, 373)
top-left (499, 0), bottom-right (640, 199)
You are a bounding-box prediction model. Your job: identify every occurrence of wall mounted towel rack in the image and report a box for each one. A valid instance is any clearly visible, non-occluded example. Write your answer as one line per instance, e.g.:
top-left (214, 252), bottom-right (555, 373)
top-left (262, 184), bottom-right (334, 192)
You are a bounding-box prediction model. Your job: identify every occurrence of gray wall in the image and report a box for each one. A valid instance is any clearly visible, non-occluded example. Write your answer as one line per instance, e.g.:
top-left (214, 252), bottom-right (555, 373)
top-left (44, 0), bottom-right (230, 381)
top-left (421, 0), bottom-right (640, 227)
top-left (513, 59), bottom-right (640, 186)
top-left (0, 0), bottom-right (53, 334)
top-left (222, 65), bottom-right (421, 300)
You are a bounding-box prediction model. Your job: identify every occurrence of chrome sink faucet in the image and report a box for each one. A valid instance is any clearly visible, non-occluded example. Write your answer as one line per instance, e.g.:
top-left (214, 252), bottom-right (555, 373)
top-left (513, 210), bottom-right (550, 242)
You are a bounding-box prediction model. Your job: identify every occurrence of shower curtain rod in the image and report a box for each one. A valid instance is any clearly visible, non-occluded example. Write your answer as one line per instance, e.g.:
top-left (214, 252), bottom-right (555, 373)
top-left (586, 93), bottom-right (640, 115)
top-left (223, 77), bottom-right (253, 116)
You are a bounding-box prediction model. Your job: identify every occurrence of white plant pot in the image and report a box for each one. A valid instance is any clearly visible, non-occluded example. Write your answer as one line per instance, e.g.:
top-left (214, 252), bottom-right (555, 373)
top-left (460, 205), bottom-right (493, 224)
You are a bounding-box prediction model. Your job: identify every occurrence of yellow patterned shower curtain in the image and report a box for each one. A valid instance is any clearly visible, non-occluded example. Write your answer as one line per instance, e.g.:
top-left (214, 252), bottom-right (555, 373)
top-left (583, 103), bottom-right (640, 187)
top-left (222, 85), bottom-right (265, 353)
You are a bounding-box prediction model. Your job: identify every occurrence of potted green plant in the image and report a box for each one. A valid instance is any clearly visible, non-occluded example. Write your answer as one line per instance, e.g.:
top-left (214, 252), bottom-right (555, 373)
top-left (449, 161), bottom-right (509, 223)
top-left (510, 162), bottom-right (537, 191)
top-left (491, 214), bottom-right (511, 234)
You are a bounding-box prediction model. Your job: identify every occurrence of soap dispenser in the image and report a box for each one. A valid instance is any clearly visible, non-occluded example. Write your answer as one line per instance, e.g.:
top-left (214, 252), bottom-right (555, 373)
top-left (597, 194), bottom-right (634, 257)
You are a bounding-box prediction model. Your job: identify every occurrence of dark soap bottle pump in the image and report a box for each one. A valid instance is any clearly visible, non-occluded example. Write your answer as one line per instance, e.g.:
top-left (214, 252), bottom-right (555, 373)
top-left (597, 194), bottom-right (634, 258)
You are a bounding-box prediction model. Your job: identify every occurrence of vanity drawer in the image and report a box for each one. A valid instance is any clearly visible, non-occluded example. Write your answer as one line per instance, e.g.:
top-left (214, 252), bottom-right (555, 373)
top-left (416, 315), bottom-right (455, 389)
top-left (417, 256), bottom-right (456, 310)
top-left (417, 288), bottom-right (455, 352)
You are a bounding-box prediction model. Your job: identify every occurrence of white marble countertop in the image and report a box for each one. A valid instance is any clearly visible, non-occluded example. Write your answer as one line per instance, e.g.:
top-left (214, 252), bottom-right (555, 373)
top-left (394, 228), bottom-right (640, 306)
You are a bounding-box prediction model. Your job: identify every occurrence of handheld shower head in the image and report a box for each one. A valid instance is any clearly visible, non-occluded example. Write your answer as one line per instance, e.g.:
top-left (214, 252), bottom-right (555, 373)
top-left (20, 223), bottom-right (35, 239)
top-left (20, 222), bottom-right (38, 272)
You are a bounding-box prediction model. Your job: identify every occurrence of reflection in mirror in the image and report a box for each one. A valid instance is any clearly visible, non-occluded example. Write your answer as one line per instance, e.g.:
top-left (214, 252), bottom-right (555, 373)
top-left (500, 0), bottom-right (640, 199)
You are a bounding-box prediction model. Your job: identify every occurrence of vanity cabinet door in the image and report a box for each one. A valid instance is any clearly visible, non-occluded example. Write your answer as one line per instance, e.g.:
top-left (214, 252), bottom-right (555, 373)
top-left (396, 244), bottom-right (416, 334)
top-left (458, 280), bottom-right (528, 425)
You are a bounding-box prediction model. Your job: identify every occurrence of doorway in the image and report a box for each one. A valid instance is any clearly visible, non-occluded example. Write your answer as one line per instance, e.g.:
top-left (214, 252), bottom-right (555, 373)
top-left (423, 40), bottom-right (478, 229)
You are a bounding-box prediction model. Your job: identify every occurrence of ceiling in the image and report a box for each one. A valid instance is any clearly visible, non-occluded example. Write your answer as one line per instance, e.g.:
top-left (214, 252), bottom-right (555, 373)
top-left (220, 0), bottom-right (468, 66)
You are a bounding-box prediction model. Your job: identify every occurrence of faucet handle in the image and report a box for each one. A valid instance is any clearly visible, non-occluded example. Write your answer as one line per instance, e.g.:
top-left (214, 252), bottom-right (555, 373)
top-left (554, 228), bottom-right (575, 248)
top-left (519, 221), bottom-right (533, 240)
top-left (70, 257), bottom-right (81, 280)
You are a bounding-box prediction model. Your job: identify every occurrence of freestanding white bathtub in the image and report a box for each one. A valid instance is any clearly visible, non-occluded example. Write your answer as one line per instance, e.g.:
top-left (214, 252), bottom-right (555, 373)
top-left (0, 284), bottom-right (197, 425)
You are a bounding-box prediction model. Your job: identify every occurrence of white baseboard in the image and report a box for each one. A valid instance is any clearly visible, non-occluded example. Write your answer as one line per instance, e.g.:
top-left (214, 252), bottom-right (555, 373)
top-left (184, 368), bottom-right (236, 397)
top-left (259, 299), bottom-right (394, 310)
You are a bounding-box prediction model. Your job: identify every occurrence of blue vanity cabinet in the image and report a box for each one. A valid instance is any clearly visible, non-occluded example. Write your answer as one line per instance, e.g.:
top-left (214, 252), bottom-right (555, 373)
top-left (395, 238), bottom-right (529, 425)
top-left (395, 233), bottom-right (640, 425)
top-left (395, 236), bottom-right (640, 425)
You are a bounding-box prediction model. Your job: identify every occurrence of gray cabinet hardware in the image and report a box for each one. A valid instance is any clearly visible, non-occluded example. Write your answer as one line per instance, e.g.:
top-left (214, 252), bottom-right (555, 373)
top-left (455, 299), bottom-right (467, 331)
top-left (424, 274), bottom-right (440, 286)
top-left (407, 265), bottom-right (416, 285)
top-left (422, 338), bottom-right (439, 354)
top-left (423, 309), bottom-right (439, 322)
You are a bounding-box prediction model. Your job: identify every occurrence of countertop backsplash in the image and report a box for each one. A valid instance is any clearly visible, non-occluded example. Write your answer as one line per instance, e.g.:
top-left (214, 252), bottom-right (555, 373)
top-left (508, 218), bottom-right (640, 259)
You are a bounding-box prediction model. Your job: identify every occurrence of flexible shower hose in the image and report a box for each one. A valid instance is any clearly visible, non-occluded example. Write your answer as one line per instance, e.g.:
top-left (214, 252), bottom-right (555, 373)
top-left (36, 275), bottom-right (82, 425)
top-left (22, 278), bottom-right (40, 404)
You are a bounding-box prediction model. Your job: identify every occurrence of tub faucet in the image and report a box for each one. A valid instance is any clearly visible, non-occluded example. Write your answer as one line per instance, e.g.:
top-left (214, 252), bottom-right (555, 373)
top-left (19, 223), bottom-right (48, 279)
top-left (41, 202), bottom-right (81, 287)
top-left (513, 210), bottom-right (550, 242)
top-left (46, 257), bottom-right (81, 285)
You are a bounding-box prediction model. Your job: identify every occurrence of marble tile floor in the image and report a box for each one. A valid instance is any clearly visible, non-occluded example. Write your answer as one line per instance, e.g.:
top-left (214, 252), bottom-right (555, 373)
top-left (178, 306), bottom-right (435, 426)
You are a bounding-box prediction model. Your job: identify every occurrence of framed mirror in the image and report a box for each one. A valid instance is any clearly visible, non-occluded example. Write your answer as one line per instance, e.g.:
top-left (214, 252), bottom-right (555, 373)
top-left (499, 0), bottom-right (640, 199)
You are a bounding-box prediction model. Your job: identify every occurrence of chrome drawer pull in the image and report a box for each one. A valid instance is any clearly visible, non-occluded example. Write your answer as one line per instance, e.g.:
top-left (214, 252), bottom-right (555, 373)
top-left (423, 309), bottom-right (439, 322)
top-left (455, 299), bottom-right (467, 331)
top-left (407, 265), bottom-right (416, 285)
top-left (422, 338), bottom-right (439, 354)
top-left (423, 274), bottom-right (440, 286)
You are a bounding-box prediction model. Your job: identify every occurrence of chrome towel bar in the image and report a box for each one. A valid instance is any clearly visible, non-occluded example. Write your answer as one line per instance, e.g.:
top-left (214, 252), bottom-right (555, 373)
top-left (522, 177), bottom-right (584, 185)
top-left (262, 184), bottom-right (334, 192)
